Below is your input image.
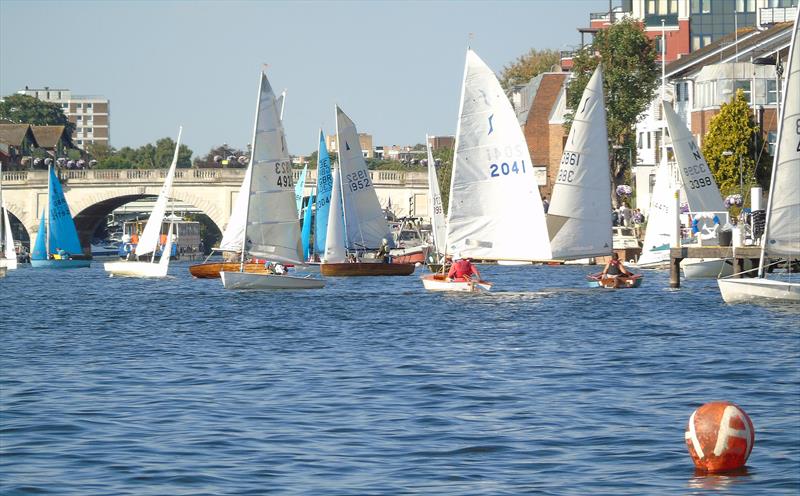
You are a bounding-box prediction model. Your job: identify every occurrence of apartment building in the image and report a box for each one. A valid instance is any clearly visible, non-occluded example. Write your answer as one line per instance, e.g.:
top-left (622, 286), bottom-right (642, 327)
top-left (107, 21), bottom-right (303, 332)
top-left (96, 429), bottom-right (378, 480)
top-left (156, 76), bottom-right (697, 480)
top-left (17, 86), bottom-right (110, 150)
top-left (326, 132), bottom-right (373, 159)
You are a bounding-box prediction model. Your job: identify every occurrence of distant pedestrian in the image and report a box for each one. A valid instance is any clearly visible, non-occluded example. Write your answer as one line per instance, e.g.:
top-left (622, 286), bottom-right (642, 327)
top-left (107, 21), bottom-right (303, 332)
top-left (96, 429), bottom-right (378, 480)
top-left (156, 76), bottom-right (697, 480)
top-left (542, 197), bottom-right (550, 213)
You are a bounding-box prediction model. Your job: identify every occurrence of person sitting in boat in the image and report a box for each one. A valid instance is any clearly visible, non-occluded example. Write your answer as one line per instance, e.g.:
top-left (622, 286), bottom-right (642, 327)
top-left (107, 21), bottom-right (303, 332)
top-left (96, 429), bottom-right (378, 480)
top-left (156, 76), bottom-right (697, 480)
top-left (347, 253), bottom-right (358, 263)
top-left (274, 263), bottom-right (286, 275)
top-left (376, 238), bottom-right (390, 263)
top-left (601, 253), bottom-right (632, 278)
top-left (447, 252), bottom-right (481, 282)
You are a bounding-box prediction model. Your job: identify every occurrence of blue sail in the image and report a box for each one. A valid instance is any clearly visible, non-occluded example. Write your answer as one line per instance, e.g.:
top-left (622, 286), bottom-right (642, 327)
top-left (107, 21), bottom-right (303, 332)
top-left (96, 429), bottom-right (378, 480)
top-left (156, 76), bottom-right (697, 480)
top-left (301, 193), bottom-right (314, 261)
top-left (31, 211), bottom-right (47, 261)
top-left (295, 163), bottom-right (308, 215)
top-left (314, 130), bottom-right (333, 256)
top-left (47, 166), bottom-right (83, 256)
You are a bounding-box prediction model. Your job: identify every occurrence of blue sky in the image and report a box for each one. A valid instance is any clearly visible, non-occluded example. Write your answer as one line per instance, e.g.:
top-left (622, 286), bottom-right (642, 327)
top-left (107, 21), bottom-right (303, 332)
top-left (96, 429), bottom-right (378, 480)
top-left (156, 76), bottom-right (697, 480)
top-left (1, 0), bottom-right (611, 157)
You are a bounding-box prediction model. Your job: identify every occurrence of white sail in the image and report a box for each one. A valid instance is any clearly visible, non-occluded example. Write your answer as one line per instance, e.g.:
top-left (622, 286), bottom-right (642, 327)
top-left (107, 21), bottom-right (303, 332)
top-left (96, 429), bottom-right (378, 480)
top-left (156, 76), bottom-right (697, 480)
top-left (425, 137), bottom-right (446, 255)
top-left (638, 160), bottom-right (676, 267)
top-left (664, 101), bottom-right (725, 213)
top-left (547, 66), bottom-right (612, 260)
top-left (218, 164), bottom-right (252, 252)
top-left (243, 71), bottom-right (302, 264)
top-left (763, 16), bottom-right (800, 258)
top-left (323, 164), bottom-right (347, 263)
top-left (335, 106), bottom-right (393, 251)
top-left (445, 49), bottom-right (551, 261)
top-left (136, 127), bottom-right (182, 257)
top-left (0, 161), bottom-right (15, 269)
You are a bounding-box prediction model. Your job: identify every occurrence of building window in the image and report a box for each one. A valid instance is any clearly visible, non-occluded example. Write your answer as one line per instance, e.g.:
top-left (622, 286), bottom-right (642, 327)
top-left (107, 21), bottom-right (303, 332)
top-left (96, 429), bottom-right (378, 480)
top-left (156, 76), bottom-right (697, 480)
top-left (86, 103), bottom-right (92, 109)
top-left (767, 131), bottom-right (777, 155)
top-left (734, 80), bottom-right (751, 102)
top-left (692, 36), bottom-right (702, 51)
top-left (61, 103), bottom-right (68, 109)
top-left (86, 127), bottom-right (93, 134)
top-left (647, 132), bottom-right (652, 149)
top-left (766, 79), bottom-right (778, 104)
top-left (675, 82), bottom-right (682, 102)
top-left (76, 116), bottom-right (82, 121)
top-left (638, 132), bottom-right (644, 149)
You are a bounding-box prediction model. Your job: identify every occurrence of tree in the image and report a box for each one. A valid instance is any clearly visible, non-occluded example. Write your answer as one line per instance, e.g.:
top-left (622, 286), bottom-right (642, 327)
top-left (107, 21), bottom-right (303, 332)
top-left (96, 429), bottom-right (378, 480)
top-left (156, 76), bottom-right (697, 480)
top-left (193, 144), bottom-right (248, 168)
top-left (499, 49), bottom-right (560, 91)
top-left (0, 94), bottom-right (76, 136)
top-left (566, 19), bottom-right (659, 192)
top-left (431, 146), bottom-right (454, 213)
top-left (701, 89), bottom-right (761, 200)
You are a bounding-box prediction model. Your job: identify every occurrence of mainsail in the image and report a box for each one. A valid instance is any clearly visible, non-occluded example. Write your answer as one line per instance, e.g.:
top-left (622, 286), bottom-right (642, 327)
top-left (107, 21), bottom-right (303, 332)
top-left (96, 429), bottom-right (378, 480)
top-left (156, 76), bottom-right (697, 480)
top-left (242, 71), bottom-right (302, 264)
top-left (135, 127), bottom-right (182, 258)
top-left (335, 106), bottom-right (393, 251)
top-left (45, 165), bottom-right (83, 257)
top-left (547, 66), bottom-right (612, 259)
top-left (664, 101), bottom-right (725, 213)
top-left (445, 49), bottom-right (551, 261)
top-left (426, 136), bottom-right (446, 255)
top-left (314, 129), bottom-right (333, 256)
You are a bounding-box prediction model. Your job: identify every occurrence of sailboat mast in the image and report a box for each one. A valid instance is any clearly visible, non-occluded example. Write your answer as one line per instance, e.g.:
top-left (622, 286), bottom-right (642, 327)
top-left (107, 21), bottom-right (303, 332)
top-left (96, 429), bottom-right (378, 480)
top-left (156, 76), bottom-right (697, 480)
top-left (46, 164), bottom-right (51, 257)
top-left (757, 15), bottom-right (798, 278)
top-left (239, 71), bottom-right (266, 271)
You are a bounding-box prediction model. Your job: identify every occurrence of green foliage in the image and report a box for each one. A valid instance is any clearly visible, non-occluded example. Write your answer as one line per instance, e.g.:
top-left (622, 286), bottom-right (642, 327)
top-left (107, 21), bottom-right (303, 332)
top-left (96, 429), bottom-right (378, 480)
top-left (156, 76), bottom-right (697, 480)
top-left (701, 89), bottom-right (760, 200)
top-left (499, 49), bottom-right (561, 91)
top-left (565, 19), bottom-right (659, 188)
top-left (0, 94), bottom-right (76, 137)
top-left (432, 147), bottom-right (454, 213)
top-left (193, 144), bottom-right (248, 168)
top-left (94, 139), bottom-right (193, 169)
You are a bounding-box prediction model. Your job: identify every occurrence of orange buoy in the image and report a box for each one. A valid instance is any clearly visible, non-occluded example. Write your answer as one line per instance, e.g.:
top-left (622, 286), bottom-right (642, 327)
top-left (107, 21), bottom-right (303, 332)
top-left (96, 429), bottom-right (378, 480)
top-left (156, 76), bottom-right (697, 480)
top-left (685, 401), bottom-right (755, 473)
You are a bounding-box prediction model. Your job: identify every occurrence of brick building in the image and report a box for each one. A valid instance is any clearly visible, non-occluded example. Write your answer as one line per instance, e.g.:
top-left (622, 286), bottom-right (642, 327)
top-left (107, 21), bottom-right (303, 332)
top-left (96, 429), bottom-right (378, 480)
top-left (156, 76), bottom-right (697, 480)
top-left (17, 87), bottom-right (110, 150)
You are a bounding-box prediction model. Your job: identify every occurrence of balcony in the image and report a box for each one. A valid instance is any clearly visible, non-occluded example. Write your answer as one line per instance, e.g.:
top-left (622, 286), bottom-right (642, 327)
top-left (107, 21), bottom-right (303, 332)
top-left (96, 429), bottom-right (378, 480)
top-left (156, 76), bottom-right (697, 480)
top-left (760, 6), bottom-right (797, 24)
top-left (644, 14), bottom-right (678, 27)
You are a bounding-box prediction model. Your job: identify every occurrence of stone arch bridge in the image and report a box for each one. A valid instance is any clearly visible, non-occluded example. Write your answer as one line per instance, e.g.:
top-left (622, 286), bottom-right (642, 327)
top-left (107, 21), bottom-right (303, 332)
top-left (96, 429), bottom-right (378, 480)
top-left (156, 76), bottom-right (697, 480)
top-left (2, 168), bottom-right (429, 254)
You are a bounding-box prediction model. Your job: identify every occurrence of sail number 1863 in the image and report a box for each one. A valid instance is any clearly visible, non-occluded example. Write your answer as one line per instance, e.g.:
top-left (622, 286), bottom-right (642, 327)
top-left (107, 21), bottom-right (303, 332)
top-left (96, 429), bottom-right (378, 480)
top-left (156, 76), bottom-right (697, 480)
top-left (489, 160), bottom-right (527, 177)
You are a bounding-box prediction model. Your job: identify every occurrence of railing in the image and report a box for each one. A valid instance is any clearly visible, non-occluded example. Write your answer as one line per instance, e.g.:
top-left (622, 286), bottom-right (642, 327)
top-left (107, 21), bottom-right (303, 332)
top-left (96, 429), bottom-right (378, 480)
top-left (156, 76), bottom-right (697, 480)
top-left (3, 168), bottom-right (428, 187)
top-left (760, 6), bottom-right (798, 24)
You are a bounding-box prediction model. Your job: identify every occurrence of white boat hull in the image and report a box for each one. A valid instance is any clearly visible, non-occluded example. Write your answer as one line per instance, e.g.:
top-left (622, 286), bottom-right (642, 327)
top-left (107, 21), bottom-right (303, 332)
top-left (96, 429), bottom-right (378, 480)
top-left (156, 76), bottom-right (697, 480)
top-left (0, 265), bottom-right (6, 277)
top-left (221, 270), bottom-right (325, 289)
top-left (0, 257), bottom-right (17, 270)
top-left (718, 277), bottom-right (800, 304)
top-left (104, 260), bottom-right (168, 278)
top-left (682, 258), bottom-right (734, 279)
top-left (421, 274), bottom-right (492, 293)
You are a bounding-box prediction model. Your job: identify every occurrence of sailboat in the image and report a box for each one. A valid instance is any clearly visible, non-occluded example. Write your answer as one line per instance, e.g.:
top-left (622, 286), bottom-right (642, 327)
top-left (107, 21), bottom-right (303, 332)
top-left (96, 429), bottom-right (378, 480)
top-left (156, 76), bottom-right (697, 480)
top-left (660, 100), bottom-right (735, 279)
top-left (189, 91), bottom-right (291, 278)
top-left (421, 49), bottom-right (551, 292)
top-left (103, 128), bottom-right (182, 277)
top-left (30, 165), bottom-right (91, 269)
top-left (1, 162), bottom-right (18, 274)
top-left (319, 106), bottom-right (415, 277)
top-left (718, 14), bottom-right (800, 304)
top-left (220, 69), bottom-right (324, 290)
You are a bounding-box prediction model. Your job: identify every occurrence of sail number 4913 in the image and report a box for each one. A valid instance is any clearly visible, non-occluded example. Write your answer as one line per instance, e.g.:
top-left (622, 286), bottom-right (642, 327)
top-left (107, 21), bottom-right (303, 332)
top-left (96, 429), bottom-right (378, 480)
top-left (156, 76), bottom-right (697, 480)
top-left (489, 160), bottom-right (527, 177)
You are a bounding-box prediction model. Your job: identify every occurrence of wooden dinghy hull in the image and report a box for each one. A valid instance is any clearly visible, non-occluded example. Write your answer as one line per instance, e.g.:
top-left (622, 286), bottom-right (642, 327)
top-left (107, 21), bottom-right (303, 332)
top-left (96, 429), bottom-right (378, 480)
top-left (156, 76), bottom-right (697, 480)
top-left (220, 271), bottom-right (325, 290)
top-left (189, 262), bottom-right (269, 279)
top-left (320, 262), bottom-right (415, 277)
top-left (586, 273), bottom-right (644, 289)
top-left (421, 273), bottom-right (492, 292)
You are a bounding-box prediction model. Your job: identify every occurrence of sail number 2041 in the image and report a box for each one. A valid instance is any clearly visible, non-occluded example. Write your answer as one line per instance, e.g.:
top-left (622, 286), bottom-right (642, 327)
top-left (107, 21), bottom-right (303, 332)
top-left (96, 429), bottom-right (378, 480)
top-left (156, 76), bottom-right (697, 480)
top-left (489, 160), bottom-right (527, 177)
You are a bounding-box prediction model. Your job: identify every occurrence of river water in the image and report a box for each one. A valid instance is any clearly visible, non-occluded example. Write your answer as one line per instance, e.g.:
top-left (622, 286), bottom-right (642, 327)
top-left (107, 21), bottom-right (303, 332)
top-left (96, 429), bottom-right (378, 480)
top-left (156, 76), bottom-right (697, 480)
top-left (1, 262), bottom-right (798, 495)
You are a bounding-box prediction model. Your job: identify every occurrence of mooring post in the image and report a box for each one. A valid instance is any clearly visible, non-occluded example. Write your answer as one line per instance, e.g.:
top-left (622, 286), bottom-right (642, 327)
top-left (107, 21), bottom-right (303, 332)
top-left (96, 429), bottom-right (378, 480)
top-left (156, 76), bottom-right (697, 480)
top-left (670, 256), bottom-right (682, 288)
top-left (735, 256), bottom-right (745, 277)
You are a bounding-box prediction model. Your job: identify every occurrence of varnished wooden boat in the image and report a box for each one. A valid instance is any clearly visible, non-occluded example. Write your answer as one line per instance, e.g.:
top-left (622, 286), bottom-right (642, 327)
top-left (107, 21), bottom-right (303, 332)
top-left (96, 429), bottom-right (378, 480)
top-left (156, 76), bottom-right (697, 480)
top-left (189, 262), bottom-right (269, 279)
top-left (320, 261), bottom-right (415, 276)
top-left (586, 272), bottom-right (644, 289)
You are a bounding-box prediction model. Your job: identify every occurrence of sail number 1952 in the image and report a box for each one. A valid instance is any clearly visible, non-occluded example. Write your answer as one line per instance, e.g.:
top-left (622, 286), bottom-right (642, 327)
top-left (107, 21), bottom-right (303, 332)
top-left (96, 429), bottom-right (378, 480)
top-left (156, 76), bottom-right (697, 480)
top-left (489, 160), bottom-right (527, 177)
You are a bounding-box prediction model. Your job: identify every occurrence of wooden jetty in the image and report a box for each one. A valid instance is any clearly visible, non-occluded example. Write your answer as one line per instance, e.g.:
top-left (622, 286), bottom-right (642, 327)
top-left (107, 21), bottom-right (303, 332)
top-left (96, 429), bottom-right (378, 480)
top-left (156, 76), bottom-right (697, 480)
top-left (669, 246), bottom-right (763, 288)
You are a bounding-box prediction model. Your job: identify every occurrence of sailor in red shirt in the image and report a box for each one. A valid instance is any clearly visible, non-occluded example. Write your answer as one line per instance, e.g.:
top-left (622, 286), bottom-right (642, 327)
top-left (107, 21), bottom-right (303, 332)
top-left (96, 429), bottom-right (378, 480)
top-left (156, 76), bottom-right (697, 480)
top-left (447, 252), bottom-right (481, 281)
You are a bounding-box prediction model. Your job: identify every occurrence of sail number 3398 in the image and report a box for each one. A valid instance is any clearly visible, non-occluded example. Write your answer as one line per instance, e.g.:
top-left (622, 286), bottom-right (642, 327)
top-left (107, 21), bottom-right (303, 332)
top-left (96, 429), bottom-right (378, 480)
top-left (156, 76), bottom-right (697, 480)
top-left (489, 160), bottom-right (527, 177)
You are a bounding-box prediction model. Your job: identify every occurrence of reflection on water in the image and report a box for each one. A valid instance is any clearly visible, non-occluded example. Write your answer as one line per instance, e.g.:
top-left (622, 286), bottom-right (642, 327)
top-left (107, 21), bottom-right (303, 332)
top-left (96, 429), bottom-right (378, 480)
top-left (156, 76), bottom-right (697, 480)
top-left (687, 467), bottom-right (751, 491)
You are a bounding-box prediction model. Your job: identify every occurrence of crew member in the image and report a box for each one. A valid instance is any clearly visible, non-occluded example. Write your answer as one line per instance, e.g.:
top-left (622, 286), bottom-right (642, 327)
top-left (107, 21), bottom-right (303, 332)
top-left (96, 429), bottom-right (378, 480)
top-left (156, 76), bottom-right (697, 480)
top-left (447, 252), bottom-right (481, 281)
top-left (601, 252), bottom-right (632, 278)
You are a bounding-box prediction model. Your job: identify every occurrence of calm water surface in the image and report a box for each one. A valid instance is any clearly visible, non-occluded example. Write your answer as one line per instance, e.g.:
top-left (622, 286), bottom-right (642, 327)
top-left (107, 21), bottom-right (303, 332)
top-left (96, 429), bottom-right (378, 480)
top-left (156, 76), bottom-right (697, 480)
top-left (1, 262), bottom-right (798, 495)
